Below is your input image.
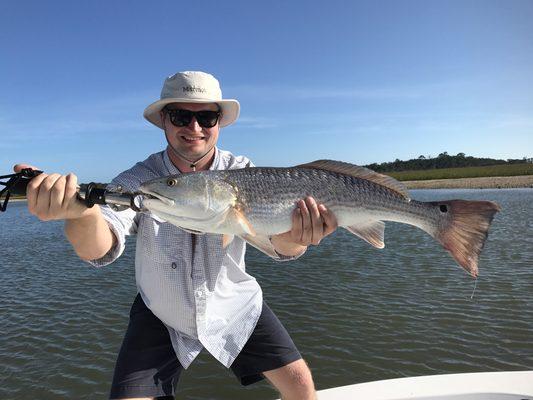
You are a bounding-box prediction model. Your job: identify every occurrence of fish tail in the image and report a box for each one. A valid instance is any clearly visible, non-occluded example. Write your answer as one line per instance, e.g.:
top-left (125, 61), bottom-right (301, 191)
top-left (431, 200), bottom-right (501, 277)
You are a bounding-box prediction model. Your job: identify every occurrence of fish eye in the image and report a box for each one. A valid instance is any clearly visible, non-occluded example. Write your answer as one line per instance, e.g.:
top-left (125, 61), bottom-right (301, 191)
top-left (167, 178), bottom-right (178, 187)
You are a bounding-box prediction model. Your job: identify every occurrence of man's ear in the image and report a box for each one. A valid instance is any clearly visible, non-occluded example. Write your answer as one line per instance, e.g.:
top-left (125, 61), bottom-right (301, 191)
top-left (159, 110), bottom-right (166, 129)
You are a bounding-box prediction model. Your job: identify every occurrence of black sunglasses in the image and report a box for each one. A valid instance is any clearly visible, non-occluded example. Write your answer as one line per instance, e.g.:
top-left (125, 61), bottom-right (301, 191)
top-left (164, 108), bottom-right (221, 128)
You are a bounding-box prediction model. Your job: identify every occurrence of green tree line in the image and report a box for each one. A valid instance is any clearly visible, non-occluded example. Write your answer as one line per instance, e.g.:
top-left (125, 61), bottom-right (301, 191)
top-left (365, 152), bottom-right (533, 173)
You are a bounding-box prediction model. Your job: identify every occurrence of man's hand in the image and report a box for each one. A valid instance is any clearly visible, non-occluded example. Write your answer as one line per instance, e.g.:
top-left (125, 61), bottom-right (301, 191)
top-left (13, 164), bottom-right (95, 221)
top-left (270, 197), bottom-right (338, 257)
top-left (13, 164), bottom-right (115, 260)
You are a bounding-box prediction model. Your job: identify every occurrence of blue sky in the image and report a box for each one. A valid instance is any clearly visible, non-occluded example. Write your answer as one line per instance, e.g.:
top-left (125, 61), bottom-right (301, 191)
top-left (1, 0), bottom-right (532, 182)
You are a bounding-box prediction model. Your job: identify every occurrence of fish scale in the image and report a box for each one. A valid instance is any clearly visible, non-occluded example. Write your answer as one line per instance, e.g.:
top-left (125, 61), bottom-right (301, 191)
top-left (227, 167), bottom-right (411, 233)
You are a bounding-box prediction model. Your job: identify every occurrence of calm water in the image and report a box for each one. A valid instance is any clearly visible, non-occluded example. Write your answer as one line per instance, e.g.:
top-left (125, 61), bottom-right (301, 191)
top-left (0, 189), bottom-right (532, 399)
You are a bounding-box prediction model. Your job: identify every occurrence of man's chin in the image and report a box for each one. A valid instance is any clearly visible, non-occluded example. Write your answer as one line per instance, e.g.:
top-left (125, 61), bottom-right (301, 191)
top-left (168, 144), bottom-right (214, 161)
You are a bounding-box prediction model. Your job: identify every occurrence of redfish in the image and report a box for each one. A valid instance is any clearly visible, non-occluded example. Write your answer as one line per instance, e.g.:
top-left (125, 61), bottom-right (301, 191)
top-left (140, 160), bottom-right (501, 277)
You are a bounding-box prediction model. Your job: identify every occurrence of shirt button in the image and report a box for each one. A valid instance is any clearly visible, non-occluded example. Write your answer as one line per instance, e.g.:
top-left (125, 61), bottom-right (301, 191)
top-left (171, 262), bottom-right (177, 269)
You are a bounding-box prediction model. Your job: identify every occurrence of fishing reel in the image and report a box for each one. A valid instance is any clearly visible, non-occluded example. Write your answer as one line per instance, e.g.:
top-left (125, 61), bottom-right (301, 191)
top-left (0, 169), bottom-right (143, 213)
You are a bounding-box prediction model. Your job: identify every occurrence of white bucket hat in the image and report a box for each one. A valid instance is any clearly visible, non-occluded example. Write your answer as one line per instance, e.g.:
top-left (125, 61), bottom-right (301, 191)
top-left (143, 71), bottom-right (240, 129)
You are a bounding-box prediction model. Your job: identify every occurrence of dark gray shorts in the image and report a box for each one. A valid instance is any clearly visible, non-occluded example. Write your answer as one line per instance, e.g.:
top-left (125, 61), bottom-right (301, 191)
top-left (109, 294), bottom-right (302, 399)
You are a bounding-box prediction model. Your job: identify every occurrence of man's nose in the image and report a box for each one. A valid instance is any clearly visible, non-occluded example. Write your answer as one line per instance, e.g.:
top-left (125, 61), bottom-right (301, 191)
top-left (187, 116), bottom-right (202, 132)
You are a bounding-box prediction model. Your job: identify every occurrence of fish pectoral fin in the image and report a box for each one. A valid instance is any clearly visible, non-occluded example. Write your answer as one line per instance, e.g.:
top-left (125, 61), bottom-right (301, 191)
top-left (242, 234), bottom-right (280, 259)
top-left (228, 208), bottom-right (256, 236)
top-left (222, 234), bottom-right (235, 248)
top-left (344, 221), bottom-right (385, 249)
top-left (179, 227), bottom-right (205, 235)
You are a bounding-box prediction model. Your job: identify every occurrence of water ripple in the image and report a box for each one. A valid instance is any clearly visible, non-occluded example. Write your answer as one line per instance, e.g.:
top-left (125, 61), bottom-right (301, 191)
top-left (0, 191), bottom-right (532, 399)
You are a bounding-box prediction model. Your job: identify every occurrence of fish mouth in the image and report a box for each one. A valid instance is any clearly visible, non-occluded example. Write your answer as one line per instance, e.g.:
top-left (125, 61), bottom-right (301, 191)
top-left (138, 188), bottom-right (175, 207)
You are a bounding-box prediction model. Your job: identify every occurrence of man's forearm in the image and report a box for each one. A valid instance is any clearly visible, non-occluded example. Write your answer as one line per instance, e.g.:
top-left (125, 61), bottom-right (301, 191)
top-left (64, 206), bottom-right (116, 261)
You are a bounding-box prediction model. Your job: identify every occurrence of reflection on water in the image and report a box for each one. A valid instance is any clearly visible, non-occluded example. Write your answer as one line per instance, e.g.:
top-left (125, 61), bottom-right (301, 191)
top-left (1, 189), bottom-right (532, 399)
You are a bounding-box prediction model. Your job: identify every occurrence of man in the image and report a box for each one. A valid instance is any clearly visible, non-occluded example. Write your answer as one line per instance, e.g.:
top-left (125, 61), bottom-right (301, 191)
top-left (15, 71), bottom-right (338, 400)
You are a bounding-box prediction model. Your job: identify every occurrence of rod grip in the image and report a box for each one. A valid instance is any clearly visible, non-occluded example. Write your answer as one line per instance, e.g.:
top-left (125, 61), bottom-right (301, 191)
top-left (5, 172), bottom-right (107, 208)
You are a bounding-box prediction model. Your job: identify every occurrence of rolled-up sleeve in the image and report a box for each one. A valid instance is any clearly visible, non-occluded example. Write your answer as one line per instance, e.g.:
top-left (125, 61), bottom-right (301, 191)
top-left (86, 205), bottom-right (139, 267)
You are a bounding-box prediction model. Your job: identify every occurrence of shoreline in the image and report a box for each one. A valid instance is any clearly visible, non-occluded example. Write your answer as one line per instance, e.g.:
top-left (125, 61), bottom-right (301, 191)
top-left (5, 176), bottom-right (533, 202)
top-left (403, 175), bottom-right (533, 189)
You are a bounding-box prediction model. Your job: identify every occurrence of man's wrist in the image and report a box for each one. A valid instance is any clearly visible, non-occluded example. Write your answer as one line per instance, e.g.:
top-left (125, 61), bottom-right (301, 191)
top-left (68, 203), bottom-right (101, 221)
top-left (270, 235), bottom-right (307, 257)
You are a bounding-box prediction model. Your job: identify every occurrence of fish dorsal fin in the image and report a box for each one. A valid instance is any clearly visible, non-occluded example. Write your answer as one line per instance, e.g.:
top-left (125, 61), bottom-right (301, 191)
top-left (296, 159), bottom-right (410, 201)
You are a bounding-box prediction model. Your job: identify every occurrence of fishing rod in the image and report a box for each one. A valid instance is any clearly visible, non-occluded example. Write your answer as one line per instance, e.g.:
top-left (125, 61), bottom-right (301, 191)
top-left (0, 169), bottom-right (144, 213)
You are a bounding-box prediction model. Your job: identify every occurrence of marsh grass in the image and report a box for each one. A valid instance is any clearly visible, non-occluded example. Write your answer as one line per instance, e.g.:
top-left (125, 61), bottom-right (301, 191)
top-left (387, 163), bottom-right (533, 181)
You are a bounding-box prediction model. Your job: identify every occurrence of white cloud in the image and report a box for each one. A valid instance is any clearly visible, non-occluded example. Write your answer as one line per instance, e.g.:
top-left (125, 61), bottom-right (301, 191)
top-left (0, 91), bottom-right (156, 143)
top-left (232, 116), bottom-right (279, 129)
top-left (0, 117), bottom-right (150, 140)
top-left (491, 115), bottom-right (533, 130)
top-left (226, 80), bottom-right (470, 102)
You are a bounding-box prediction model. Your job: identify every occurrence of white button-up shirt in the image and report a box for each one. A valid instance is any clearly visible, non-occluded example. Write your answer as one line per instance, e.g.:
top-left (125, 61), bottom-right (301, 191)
top-left (88, 148), bottom-right (286, 368)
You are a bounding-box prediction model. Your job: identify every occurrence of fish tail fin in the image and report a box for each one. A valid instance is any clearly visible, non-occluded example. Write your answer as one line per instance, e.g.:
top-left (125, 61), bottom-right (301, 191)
top-left (431, 200), bottom-right (501, 278)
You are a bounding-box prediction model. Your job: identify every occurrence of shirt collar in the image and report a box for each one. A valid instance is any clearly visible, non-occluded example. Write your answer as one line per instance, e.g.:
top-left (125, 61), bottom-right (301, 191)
top-left (163, 147), bottom-right (220, 175)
